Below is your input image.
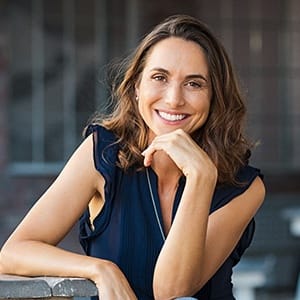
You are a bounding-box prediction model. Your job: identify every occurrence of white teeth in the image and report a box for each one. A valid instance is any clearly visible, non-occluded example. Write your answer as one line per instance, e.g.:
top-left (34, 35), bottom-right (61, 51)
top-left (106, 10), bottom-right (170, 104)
top-left (158, 111), bottom-right (186, 121)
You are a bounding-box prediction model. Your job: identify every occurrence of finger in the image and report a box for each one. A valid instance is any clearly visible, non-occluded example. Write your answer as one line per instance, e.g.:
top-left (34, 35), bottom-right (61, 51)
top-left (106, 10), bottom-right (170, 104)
top-left (143, 155), bottom-right (152, 167)
top-left (142, 145), bottom-right (157, 167)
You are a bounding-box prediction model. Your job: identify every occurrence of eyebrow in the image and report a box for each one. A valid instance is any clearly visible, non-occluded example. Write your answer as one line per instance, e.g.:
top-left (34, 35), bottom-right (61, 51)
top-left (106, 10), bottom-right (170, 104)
top-left (149, 67), bottom-right (209, 83)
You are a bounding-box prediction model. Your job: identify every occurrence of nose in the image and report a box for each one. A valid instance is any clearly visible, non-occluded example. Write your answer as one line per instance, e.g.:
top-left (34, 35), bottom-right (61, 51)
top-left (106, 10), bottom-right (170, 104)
top-left (164, 83), bottom-right (185, 108)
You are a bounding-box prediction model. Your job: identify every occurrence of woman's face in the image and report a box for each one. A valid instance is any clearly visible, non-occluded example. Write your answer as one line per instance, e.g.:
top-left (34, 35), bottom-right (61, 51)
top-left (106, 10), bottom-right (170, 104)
top-left (135, 37), bottom-right (212, 142)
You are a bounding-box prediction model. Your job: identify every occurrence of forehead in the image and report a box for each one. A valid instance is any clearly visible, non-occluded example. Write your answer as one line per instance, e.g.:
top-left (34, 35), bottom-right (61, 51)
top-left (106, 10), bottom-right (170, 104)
top-left (143, 37), bottom-right (208, 75)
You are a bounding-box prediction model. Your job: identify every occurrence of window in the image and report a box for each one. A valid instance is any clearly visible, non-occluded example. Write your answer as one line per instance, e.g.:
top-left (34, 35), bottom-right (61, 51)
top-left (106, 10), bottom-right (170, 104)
top-left (205, 0), bottom-right (300, 173)
top-left (7, 0), bottom-right (300, 178)
top-left (8, 0), bottom-right (111, 175)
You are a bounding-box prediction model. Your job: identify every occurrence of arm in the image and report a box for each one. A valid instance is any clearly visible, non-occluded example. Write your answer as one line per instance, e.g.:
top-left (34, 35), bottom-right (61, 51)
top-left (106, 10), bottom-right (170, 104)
top-left (142, 129), bottom-right (265, 299)
top-left (0, 134), bottom-right (137, 299)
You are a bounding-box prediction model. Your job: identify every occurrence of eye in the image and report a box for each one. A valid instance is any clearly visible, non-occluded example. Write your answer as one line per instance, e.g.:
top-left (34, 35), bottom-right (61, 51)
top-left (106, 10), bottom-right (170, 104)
top-left (185, 81), bottom-right (202, 88)
top-left (152, 74), bottom-right (167, 82)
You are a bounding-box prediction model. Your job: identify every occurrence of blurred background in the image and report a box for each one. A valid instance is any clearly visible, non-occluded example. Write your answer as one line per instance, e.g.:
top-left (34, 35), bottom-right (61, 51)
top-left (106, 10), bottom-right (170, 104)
top-left (0, 0), bottom-right (299, 299)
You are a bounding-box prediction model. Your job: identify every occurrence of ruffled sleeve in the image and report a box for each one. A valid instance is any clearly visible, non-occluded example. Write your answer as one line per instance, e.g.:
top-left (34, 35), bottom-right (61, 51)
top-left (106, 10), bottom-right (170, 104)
top-left (84, 124), bottom-right (119, 194)
top-left (79, 124), bottom-right (120, 253)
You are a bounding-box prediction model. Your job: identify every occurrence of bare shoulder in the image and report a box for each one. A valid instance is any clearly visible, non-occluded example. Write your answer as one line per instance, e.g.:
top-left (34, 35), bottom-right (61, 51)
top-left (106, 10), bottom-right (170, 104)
top-left (223, 175), bottom-right (265, 220)
top-left (60, 133), bottom-right (104, 193)
top-left (244, 175), bottom-right (266, 205)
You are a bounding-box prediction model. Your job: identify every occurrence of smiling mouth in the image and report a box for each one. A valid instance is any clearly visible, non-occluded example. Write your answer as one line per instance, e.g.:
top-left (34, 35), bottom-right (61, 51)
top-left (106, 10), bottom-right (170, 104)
top-left (157, 110), bottom-right (188, 121)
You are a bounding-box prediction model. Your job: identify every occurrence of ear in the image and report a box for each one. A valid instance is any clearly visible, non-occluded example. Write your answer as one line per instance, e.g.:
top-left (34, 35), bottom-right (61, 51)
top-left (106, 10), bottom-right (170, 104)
top-left (134, 83), bottom-right (140, 98)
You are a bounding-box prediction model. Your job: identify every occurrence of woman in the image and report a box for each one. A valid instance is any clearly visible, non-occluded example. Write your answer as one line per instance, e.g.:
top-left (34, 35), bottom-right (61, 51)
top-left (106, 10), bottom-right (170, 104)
top-left (0, 15), bottom-right (265, 299)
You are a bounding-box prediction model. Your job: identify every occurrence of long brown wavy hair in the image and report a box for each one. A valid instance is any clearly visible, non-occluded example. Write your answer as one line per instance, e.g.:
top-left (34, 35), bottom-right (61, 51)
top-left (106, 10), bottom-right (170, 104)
top-left (88, 14), bottom-right (252, 185)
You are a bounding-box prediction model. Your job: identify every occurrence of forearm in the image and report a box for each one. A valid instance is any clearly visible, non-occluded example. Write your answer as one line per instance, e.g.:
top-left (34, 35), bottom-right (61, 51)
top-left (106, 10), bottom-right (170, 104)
top-left (1, 239), bottom-right (138, 299)
top-left (0, 239), bottom-right (100, 281)
top-left (153, 177), bottom-right (215, 299)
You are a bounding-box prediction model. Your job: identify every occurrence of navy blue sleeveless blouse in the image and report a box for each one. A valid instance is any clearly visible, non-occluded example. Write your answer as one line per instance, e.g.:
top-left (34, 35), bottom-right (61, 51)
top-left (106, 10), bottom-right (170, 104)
top-left (79, 125), bottom-right (262, 300)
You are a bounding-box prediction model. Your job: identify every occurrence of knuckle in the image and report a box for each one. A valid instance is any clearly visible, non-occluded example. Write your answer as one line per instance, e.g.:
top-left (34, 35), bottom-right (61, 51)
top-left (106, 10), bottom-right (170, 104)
top-left (169, 134), bottom-right (178, 144)
top-left (175, 128), bottom-right (185, 135)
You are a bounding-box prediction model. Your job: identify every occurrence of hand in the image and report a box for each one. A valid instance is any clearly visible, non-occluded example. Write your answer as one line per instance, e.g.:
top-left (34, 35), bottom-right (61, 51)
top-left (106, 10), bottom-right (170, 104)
top-left (91, 260), bottom-right (137, 300)
top-left (142, 129), bottom-right (217, 181)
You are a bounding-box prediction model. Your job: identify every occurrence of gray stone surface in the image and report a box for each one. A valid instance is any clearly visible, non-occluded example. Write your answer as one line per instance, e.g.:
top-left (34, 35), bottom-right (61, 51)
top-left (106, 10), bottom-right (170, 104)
top-left (0, 275), bottom-right (51, 298)
top-left (49, 277), bottom-right (98, 297)
top-left (0, 275), bottom-right (98, 299)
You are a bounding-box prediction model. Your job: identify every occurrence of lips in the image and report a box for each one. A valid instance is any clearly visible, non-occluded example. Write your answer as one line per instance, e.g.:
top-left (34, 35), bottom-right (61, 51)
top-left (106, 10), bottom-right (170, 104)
top-left (157, 110), bottom-right (188, 121)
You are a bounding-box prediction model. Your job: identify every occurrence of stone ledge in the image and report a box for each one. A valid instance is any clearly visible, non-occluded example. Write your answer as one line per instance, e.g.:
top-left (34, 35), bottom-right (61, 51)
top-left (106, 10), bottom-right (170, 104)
top-left (0, 274), bottom-right (98, 299)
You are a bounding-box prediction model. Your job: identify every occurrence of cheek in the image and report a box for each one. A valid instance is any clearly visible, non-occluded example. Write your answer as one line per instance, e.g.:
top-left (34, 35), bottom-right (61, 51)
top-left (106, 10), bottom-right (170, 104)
top-left (137, 88), bottom-right (161, 116)
top-left (193, 96), bottom-right (211, 114)
top-left (137, 97), bottom-right (151, 120)
top-left (140, 82), bottom-right (161, 100)
top-left (191, 98), bottom-right (211, 126)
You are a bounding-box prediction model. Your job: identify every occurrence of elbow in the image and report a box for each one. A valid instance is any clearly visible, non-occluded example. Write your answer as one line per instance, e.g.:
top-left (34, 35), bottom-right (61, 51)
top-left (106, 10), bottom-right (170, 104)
top-left (0, 251), bottom-right (4, 274)
top-left (153, 282), bottom-right (178, 300)
top-left (0, 244), bottom-right (10, 274)
top-left (0, 241), bottom-right (22, 275)
top-left (153, 276), bottom-right (199, 300)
